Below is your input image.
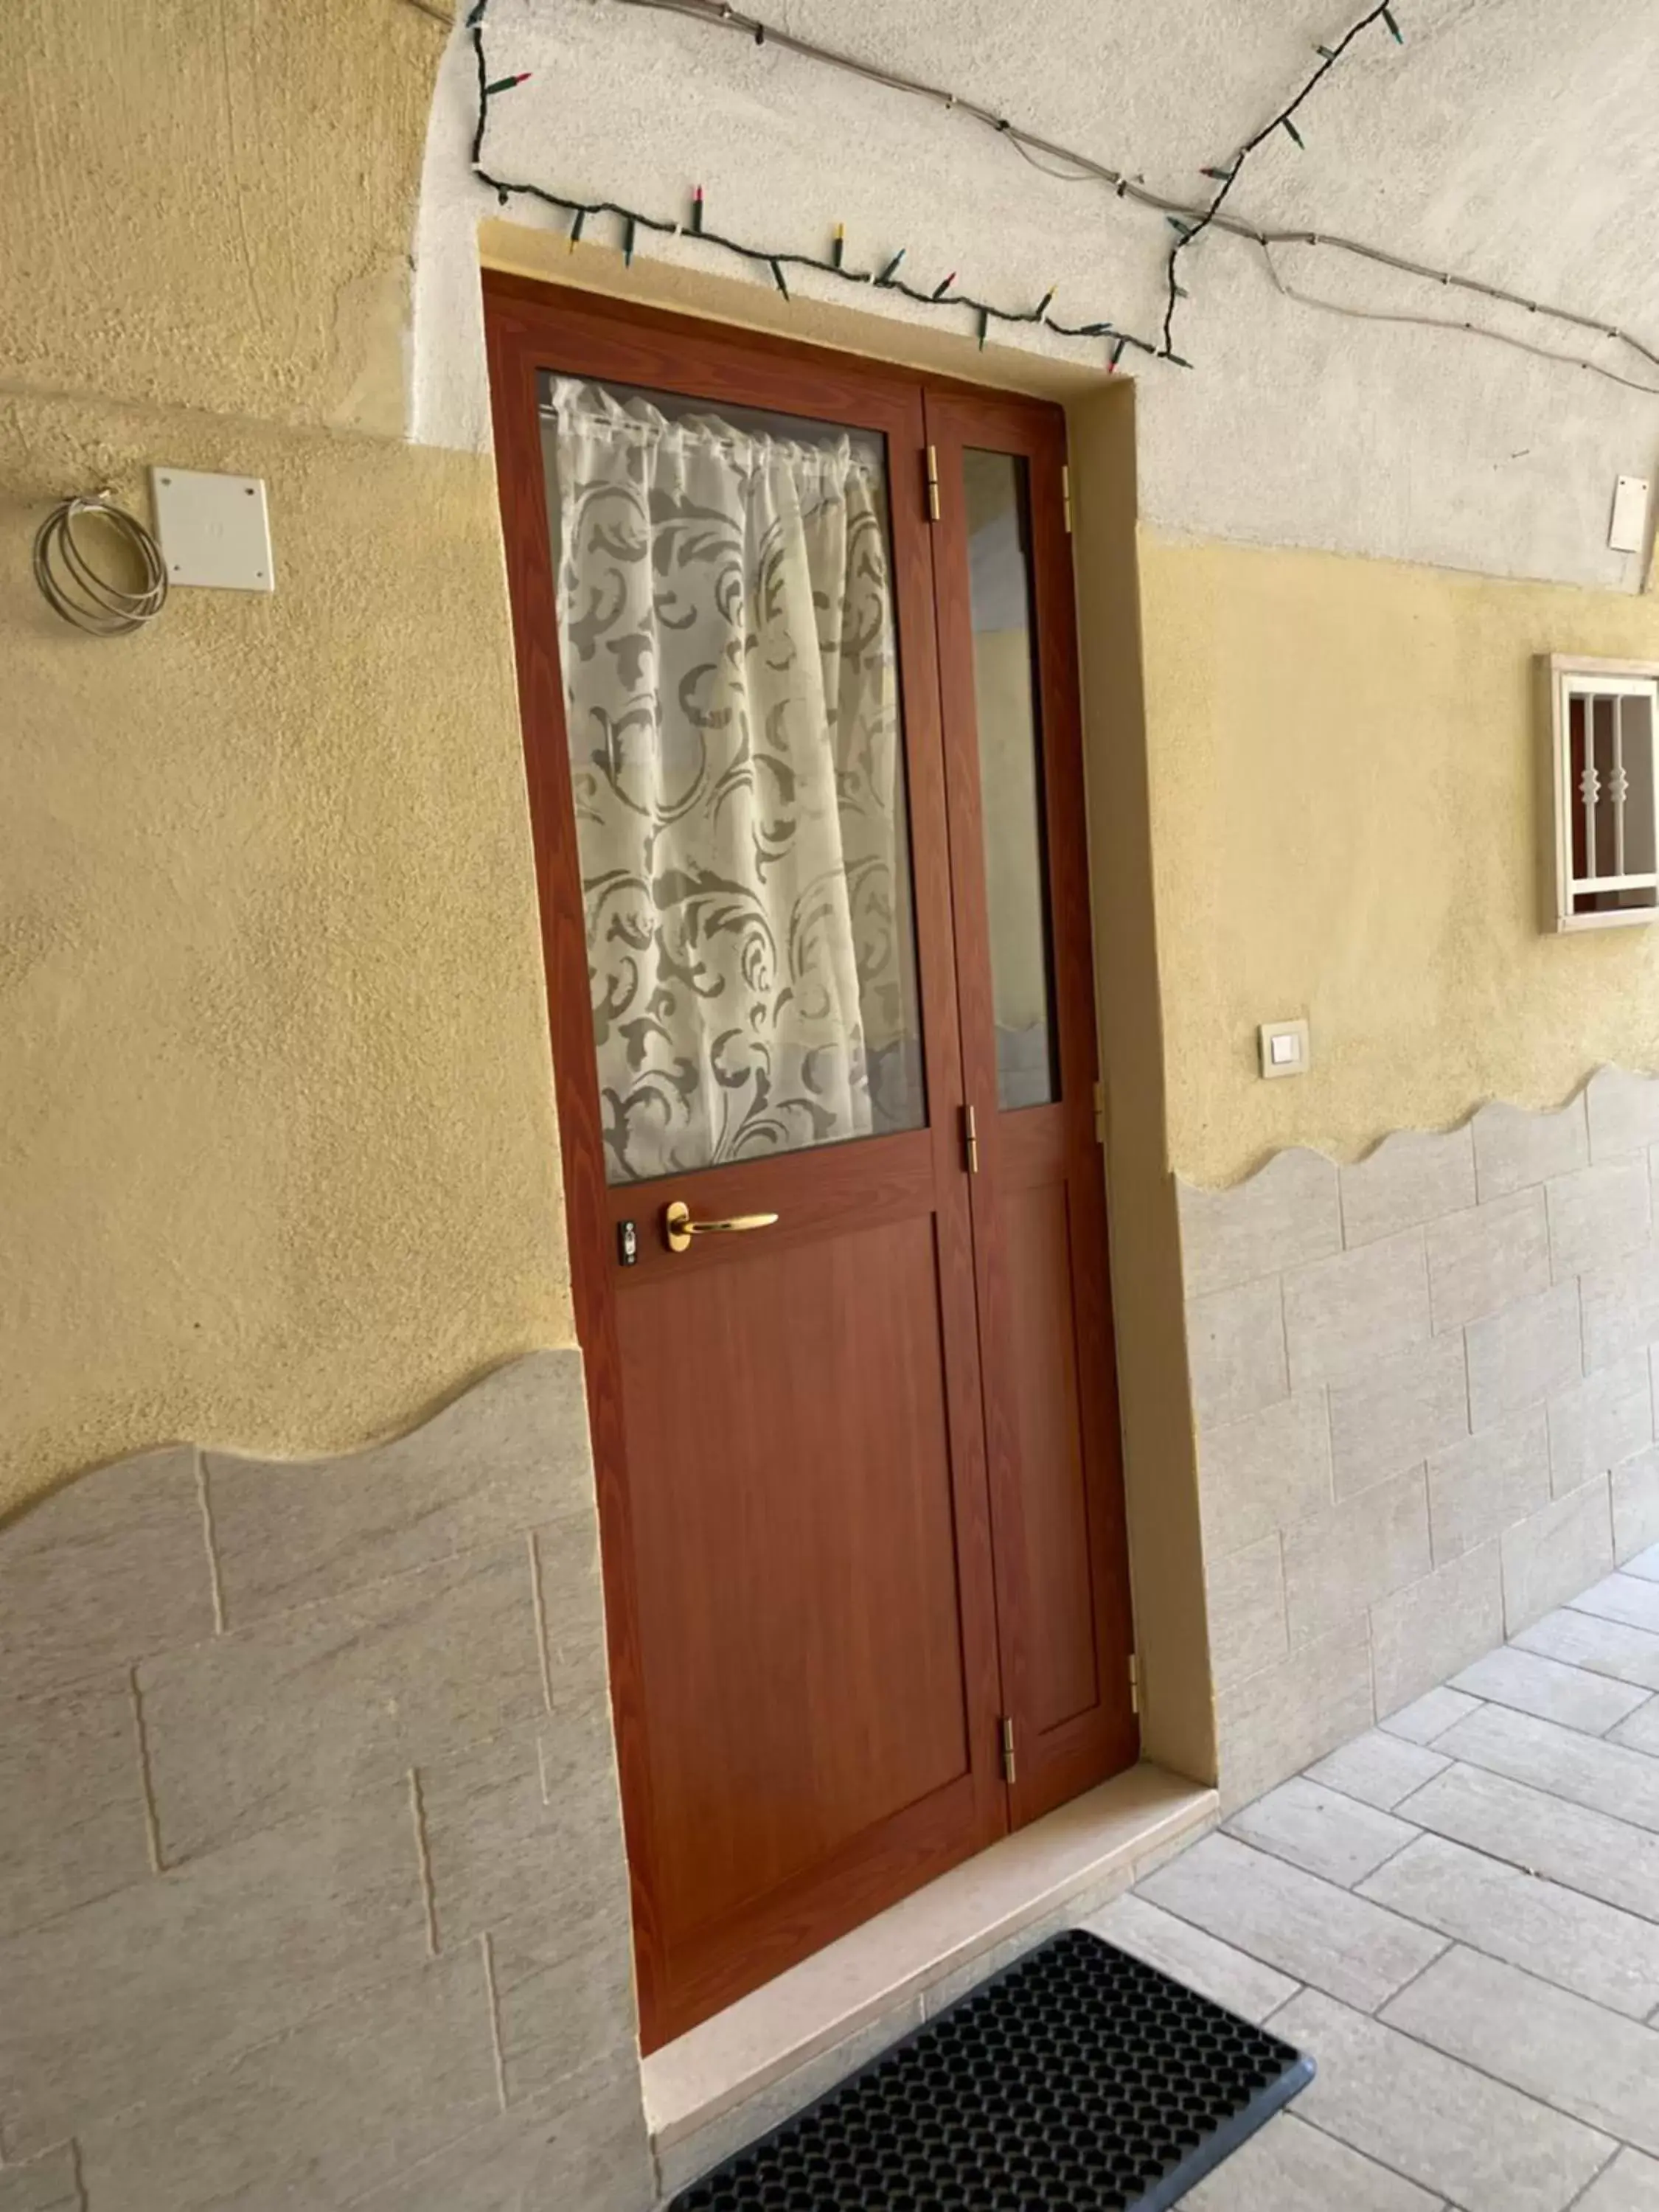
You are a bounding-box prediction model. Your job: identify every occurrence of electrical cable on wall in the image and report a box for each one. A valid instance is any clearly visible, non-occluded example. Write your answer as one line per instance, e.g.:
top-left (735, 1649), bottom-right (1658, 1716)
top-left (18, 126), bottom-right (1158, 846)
top-left (465, 0), bottom-right (1659, 396)
top-left (1258, 242), bottom-right (1659, 398)
top-left (605, 0), bottom-right (1659, 390)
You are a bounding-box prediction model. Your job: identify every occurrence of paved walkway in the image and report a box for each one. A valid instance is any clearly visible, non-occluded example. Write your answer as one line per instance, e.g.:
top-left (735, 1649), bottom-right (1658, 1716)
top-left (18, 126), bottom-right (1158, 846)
top-left (1085, 1548), bottom-right (1659, 2212)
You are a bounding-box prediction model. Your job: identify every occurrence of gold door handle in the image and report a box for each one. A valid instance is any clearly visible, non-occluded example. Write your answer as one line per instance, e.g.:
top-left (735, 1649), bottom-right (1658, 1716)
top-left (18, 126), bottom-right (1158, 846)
top-left (664, 1200), bottom-right (780, 1255)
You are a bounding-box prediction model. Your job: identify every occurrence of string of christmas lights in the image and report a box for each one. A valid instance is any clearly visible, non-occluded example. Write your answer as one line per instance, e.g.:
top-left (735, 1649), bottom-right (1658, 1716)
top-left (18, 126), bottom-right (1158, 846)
top-left (1161, 1), bottom-right (1405, 355)
top-left (459, 0), bottom-right (1659, 396)
top-left (465, 0), bottom-right (1169, 365)
top-left (602, 0), bottom-right (1659, 387)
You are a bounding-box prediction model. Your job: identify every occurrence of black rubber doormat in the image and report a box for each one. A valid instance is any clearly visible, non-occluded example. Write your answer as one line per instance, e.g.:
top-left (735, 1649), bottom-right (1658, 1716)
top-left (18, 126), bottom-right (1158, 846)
top-left (669, 1927), bottom-right (1314, 2211)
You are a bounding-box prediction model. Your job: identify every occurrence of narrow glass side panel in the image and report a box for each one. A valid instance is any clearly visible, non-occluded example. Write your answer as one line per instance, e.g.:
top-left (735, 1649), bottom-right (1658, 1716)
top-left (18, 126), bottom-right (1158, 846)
top-left (962, 449), bottom-right (1060, 1110)
top-left (539, 374), bottom-right (926, 1183)
top-left (1622, 692), bottom-right (1657, 877)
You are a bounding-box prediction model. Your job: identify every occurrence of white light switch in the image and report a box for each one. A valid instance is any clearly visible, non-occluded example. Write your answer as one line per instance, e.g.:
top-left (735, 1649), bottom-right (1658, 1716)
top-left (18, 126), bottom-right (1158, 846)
top-left (1259, 1018), bottom-right (1310, 1080)
top-left (150, 467), bottom-right (274, 591)
top-left (1609, 475), bottom-right (1650, 557)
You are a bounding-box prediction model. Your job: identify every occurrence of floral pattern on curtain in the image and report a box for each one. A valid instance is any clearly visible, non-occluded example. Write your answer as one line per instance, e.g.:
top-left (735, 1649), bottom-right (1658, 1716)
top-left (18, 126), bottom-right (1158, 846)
top-left (541, 376), bottom-right (922, 1185)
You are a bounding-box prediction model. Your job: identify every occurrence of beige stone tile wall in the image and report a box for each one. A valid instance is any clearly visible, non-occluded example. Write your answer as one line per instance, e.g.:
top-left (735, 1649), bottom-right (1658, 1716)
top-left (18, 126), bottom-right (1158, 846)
top-left (1183, 1069), bottom-right (1659, 1810)
top-left (0, 1354), bottom-right (651, 2212)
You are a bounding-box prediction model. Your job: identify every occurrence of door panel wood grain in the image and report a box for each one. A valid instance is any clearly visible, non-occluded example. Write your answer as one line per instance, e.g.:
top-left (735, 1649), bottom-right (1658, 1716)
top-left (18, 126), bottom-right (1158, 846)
top-left (486, 276), bottom-right (1007, 2048)
top-left (926, 386), bottom-right (1140, 1826)
top-left (487, 276), bottom-right (1137, 2049)
top-left (620, 1208), bottom-right (974, 1933)
top-left (1000, 1177), bottom-right (1100, 1732)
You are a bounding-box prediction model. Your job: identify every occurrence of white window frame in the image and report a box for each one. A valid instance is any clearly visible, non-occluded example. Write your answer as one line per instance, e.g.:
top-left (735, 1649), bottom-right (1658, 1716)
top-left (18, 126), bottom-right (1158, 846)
top-left (1545, 654), bottom-right (1659, 933)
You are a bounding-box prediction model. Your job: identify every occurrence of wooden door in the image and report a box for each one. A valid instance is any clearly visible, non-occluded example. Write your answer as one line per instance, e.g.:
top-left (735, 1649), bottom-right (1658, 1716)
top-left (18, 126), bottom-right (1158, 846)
top-left (486, 278), bottom-right (1138, 2051)
top-left (486, 279), bottom-right (1008, 2049)
top-left (926, 389), bottom-right (1140, 1823)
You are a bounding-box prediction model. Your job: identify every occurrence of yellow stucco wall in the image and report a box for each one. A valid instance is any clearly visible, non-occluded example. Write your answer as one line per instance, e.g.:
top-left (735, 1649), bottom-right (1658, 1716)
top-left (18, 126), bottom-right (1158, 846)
top-left (1144, 532), bottom-right (1659, 1186)
top-left (1, 1), bottom-right (571, 1515)
top-left (4, 0), bottom-right (431, 437)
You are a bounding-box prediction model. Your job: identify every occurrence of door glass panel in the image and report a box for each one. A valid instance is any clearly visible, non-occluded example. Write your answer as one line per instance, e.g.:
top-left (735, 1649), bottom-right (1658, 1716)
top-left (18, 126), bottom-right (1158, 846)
top-left (962, 449), bottom-right (1060, 1110)
top-left (539, 375), bottom-right (925, 1184)
top-left (1624, 694), bottom-right (1657, 877)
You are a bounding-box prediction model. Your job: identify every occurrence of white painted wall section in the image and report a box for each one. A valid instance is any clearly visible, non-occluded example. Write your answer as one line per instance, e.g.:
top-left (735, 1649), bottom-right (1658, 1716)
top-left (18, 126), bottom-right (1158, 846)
top-left (413, 0), bottom-right (1659, 591)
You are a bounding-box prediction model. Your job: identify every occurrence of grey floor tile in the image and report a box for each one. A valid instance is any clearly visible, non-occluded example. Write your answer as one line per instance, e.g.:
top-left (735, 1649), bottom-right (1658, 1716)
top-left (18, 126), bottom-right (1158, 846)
top-left (1572, 1574), bottom-right (1659, 1632)
top-left (0, 2144), bottom-right (80, 2212)
top-left (1358, 1832), bottom-right (1659, 2019)
top-left (1378, 1686), bottom-right (1481, 1745)
top-left (1307, 1731), bottom-right (1450, 1812)
top-left (1273, 1986), bottom-right (1612, 2212)
top-left (1226, 1777), bottom-right (1418, 1888)
top-left (1450, 1645), bottom-right (1652, 1734)
top-left (1433, 1700), bottom-right (1659, 1835)
top-left (1136, 1833), bottom-right (1444, 2013)
top-left (1083, 1894), bottom-right (1300, 2024)
top-left (1612, 1700), bottom-right (1659, 1756)
top-left (1395, 1759), bottom-right (1659, 1921)
top-left (1627, 1544), bottom-right (1659, 1584)
top-left (1382, 1944), bottom-right (1659, 2155)
top-left (1181, 2110), bottom-right (1443, 2210)
top-left (1575, 2148), bottom-right (1659, 2211)
top-left (1514, 1607), bottom-right (1659, 1691)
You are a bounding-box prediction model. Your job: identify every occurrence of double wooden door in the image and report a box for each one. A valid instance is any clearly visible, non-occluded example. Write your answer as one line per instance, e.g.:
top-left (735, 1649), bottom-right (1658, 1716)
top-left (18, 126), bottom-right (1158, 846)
top-left (487, 276), bottom-right (1136, 2051)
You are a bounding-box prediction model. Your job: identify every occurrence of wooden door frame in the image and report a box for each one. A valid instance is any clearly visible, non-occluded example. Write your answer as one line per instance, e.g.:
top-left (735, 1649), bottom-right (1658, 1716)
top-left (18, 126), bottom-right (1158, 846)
top-left (484, 271), bottom-right (1137, 2046)
top-left (925, 387), bottom-right (1139, 1819)
top-left (484, 273), bottom-right (1023, 2045)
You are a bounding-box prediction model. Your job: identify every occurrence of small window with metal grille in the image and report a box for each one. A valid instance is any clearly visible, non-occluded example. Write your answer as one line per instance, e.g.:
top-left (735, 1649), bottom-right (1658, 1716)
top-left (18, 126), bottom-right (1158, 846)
top-left (1547, 656), bottom-right (1659, 932)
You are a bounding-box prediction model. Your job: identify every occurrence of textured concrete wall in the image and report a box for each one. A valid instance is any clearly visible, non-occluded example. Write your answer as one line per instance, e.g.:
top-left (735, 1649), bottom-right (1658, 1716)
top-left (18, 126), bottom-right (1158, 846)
top-left (1181, 1070), bottom-right (1659, 1809)
top-left (417, 0), bottom-right (1659, 594)
top-left (0, 1357), bottom-right (651, 2211)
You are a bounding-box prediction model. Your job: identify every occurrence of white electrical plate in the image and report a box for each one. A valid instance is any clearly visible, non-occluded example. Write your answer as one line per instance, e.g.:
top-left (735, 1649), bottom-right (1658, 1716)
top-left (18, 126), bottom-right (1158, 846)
top-left (1610, 475), bottom-right (1651, 557)
top-left (1259, 1018), bottom-right (1310, 1080)
top-left (149, 467), bottom-right (274, 591)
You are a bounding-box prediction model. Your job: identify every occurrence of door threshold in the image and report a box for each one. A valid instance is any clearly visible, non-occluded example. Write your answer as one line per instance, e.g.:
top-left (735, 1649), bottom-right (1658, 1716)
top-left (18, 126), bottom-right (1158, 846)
top-left (642, 1761), bottom-right (1216, 2174)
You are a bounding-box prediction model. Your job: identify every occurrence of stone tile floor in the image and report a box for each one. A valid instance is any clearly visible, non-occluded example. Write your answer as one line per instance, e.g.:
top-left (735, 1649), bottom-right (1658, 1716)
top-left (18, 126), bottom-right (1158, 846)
top-left (1082, 1549), bottom-right (1659, 2212)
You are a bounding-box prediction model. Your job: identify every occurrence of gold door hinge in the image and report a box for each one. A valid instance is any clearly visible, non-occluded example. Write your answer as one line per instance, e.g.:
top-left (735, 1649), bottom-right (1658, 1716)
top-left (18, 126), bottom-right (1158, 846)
top-left (998, 1715), bottom-right (1018, 1784)
top-left (962, 1102), bottom-right (980, 1174)
top-left (1128, 1653), bottom-right (1141, 1717)
top-left (925, 444), bottom-right (941, 524)
top-left (1092, 1079), bottom-right (1106, 1147)
top-left (1062, 462), bottom-right (1074, 535)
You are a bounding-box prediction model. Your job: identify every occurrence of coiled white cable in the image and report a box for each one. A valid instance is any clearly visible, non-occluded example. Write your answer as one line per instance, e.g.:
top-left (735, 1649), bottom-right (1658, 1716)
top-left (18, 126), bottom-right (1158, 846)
top-left (33, 495), bottom-right (169, 637)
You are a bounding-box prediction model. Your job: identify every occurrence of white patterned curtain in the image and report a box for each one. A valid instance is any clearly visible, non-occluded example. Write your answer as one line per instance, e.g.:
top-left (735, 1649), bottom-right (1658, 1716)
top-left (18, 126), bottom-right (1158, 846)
top-left (541, 378), bottom-right (920, 1184)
